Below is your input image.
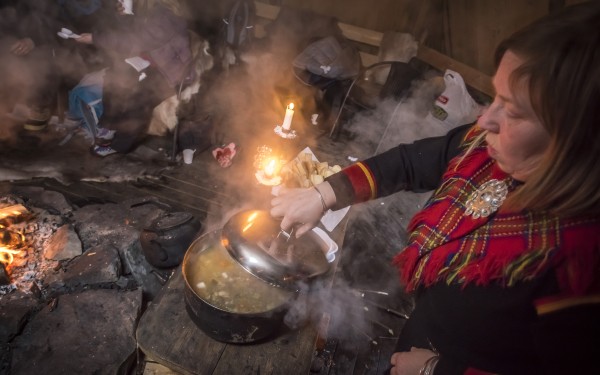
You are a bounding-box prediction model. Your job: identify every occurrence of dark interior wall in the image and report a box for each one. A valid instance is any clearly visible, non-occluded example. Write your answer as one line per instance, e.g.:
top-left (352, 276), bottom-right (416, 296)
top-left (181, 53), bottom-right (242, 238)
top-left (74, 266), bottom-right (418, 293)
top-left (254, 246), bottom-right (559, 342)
top-left (189, 0), bottom-right (591, 75)
top-left (273, 0), bottom-right (550, 75)
top-left (444, 0), bottom-right (548, 75)
top-left (256, 0), bottom-right (589, 75)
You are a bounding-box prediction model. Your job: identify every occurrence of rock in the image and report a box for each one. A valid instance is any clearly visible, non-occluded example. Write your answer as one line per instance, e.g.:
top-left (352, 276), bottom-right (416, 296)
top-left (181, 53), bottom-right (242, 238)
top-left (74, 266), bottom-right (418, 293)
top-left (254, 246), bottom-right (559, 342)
top-left (45, 245), bottom-right (121, 292)
top-left (44, 224), bottom-right (82, 261)
top-left (72, 203), bottom-right (139, 250)
top-left (10, 186), bottom-right (73, 216)
top-left (0, 292), bottom-right (39, 343)
top-left (120, 242), bottom-right (164, 301)
top-left (123, 196), bottom-right (169, 231)
top-left (10, 288), bottom-right (143, 375)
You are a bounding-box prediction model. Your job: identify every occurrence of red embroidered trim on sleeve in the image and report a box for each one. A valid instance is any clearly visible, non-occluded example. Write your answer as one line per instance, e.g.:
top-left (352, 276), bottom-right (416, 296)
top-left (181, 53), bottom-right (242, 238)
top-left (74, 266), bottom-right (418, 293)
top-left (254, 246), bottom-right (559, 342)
top-left (342, 162), bottom-right (377, 202)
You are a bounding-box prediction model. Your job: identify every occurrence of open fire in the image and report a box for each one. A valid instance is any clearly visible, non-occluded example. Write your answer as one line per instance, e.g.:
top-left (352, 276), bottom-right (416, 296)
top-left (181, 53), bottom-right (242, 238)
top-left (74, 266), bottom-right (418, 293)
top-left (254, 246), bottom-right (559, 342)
top-left (0, 198), bottom-right (60, 295)
top-left (0, 204), bottom-right (29, 282)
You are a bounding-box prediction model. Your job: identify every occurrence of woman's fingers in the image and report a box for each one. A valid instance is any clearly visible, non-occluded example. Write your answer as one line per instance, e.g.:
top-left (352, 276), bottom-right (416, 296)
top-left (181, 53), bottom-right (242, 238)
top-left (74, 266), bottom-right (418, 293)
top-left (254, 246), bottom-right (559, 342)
top-left (295, 222), bottom-right (316, 237)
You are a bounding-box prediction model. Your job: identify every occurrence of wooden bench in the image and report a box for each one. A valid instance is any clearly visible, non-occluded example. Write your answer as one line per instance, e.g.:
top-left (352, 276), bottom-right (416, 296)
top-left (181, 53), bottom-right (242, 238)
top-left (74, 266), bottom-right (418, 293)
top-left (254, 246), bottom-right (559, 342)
top-left (254, 1), bottom-right (494, 98)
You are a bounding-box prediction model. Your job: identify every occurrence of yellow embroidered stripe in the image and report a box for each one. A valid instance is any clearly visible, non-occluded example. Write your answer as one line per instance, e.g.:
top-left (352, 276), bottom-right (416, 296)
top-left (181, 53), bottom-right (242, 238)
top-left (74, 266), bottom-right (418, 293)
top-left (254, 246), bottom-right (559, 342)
top-left (356, 162), bottom-right (376, 200)
top-left (535, 294), bottom-right (600, 315)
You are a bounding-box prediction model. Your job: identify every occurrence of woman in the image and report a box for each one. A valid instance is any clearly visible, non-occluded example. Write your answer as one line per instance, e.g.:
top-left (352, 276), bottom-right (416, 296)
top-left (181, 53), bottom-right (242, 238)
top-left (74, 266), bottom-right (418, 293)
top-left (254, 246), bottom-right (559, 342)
top-left (75, 0), bottom-right (194, 156)
top-left (271, 3), bottom-right (600, 374)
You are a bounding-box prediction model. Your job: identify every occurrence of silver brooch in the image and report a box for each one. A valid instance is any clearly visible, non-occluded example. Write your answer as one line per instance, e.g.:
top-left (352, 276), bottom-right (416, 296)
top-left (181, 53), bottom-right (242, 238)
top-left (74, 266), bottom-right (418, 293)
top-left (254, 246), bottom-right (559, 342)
top-left (464, 179), bottom-right (508, 219)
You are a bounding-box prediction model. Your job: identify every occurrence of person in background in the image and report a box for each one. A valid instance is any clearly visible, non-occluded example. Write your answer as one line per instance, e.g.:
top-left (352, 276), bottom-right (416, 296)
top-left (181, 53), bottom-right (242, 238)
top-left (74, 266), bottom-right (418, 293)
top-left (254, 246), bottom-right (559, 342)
top-left (56, 0), bottom-right (115, 73)
top-left (0, 0), bottom-right (62, 131)
top-left (271, 2), bottom-right (600, 374)
top-left (74, 0), bottom-right (195, 157)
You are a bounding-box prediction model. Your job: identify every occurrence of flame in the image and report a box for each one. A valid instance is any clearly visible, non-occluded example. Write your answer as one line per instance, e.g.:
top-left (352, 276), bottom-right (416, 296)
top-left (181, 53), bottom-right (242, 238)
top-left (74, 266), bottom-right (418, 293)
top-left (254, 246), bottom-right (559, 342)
top-left (264, 158), bottom-right (278, 178)
top-left (0, 204), bottom-right (29, 268)
top-left (254, 145), bottom-right (289, 186)
top-left (255, 154), bottom-right (283, 186)
top-left (0, 229), bottom-right (25, 267)
top-left (0, 247), bottom-right (21, 266)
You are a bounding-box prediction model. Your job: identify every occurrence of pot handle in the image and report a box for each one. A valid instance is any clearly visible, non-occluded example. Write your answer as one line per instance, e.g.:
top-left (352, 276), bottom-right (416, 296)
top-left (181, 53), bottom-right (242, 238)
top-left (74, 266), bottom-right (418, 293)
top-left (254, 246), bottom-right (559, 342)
top-left (150, 239), bottom-right (169, 261)
top-left (129, 197), bottom-right (173, 211)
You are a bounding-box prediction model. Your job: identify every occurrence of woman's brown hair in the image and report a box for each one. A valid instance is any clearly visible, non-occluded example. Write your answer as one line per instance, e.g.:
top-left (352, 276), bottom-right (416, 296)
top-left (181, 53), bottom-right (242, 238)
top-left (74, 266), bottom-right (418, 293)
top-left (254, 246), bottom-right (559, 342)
top-left (494, 2), bottom-right (600, 217)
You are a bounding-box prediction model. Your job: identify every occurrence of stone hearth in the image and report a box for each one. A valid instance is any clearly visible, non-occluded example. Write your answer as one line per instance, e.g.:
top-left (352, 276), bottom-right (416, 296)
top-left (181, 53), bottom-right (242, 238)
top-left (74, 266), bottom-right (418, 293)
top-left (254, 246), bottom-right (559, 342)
top-left (0, 187), bottom-right (194, 374)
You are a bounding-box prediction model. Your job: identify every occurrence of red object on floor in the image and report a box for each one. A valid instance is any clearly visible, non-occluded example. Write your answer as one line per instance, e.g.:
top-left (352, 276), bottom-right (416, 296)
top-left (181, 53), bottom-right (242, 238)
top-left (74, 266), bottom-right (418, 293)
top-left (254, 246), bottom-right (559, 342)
top-left (212, 143), bottom-right (237, 168)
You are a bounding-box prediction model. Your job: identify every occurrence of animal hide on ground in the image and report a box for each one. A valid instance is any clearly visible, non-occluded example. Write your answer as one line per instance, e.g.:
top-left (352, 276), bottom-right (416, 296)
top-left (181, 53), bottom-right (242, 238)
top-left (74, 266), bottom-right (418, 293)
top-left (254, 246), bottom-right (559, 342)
top-left (0, 124), bottom-right (168, 185)
top-left (147, 31), bottom-right (214, 136)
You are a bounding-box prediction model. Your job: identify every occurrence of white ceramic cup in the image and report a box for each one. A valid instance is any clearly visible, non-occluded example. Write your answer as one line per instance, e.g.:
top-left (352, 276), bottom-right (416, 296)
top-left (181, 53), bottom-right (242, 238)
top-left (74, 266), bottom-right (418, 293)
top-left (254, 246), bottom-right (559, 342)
top-left (182, 149), bottom-right (196, 164)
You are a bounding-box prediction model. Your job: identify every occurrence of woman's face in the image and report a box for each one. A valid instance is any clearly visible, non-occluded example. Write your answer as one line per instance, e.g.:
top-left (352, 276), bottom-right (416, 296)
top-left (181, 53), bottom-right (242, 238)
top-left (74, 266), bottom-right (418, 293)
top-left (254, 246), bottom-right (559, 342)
top-left (478, 51), bottom-right (551, 181)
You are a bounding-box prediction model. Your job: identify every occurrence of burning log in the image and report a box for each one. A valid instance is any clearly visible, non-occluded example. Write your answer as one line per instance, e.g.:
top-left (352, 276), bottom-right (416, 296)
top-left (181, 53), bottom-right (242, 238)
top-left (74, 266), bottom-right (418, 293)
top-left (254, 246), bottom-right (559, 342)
top-left (0, 204), bottom-right (30, 227)
top-left (1, 228), bottom-right (25, 249)
top-left (0, 229), bottom-right (25, 269)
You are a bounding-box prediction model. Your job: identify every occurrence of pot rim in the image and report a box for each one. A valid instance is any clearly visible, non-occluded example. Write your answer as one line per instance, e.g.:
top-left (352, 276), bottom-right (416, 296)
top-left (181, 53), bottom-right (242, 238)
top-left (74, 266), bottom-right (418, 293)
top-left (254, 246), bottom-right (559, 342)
top-left (182, 230), bottom-right (295, 317)
top-left (145, 211), bottom-right (195, 232)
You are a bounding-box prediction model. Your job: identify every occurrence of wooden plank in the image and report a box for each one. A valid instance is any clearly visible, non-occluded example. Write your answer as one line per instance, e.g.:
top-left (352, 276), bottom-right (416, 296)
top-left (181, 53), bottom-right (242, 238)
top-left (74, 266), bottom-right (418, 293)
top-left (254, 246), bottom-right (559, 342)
top-left (136, 267), bottom-right (226, 375)
top-left (136, 215), bottom-right (350, 375)
top-left (416, 45), bottom-right (494, 96)
top-left (337, 23), bottom-right (383, 48)
top-left (254, 1), bottom-right (280, 20)
top-left (211, 326), bottom-right (317, 375)
top-left (254, 1), bottom-right (494, 97)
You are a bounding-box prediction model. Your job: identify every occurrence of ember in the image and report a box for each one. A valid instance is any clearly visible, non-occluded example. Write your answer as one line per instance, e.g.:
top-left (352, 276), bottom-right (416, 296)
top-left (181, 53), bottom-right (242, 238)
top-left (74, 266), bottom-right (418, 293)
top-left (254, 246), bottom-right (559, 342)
top-left (0, 199), bottom-right (60, 294)
top-left (0, 204), bottom-right (29, 280)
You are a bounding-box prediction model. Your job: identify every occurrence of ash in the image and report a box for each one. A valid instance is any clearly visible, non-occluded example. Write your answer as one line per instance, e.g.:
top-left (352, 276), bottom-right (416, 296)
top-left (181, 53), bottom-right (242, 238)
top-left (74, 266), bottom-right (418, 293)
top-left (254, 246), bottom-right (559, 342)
top-left (0, 196), bottom-right (62, 295)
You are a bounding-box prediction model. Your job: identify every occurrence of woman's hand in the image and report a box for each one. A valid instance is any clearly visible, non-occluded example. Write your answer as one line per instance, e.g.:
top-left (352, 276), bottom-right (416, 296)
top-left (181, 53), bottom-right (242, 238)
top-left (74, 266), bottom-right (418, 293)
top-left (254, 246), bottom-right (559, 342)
top-left (10, 38), bottom-right (34, 56)
top-left (271, 183), bottom-right (333, 237)
top-left (390, 347), bottom-right (437, 375)
top-left (74, 33), bottom-right (93, 44)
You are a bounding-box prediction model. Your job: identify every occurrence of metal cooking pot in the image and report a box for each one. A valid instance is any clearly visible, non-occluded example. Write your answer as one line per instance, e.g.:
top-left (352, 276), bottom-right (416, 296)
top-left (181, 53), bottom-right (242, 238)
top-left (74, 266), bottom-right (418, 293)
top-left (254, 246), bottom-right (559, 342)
top-left (182, 209), bottom-right (332, 343)
top-left (140, 211), bottom-right (202, 268)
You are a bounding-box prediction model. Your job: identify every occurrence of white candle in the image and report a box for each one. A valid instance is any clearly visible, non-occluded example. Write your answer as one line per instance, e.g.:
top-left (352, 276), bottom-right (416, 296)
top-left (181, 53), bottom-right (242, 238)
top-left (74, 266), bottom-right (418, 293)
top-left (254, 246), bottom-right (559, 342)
top-left (282, 103), bottom-right (294, 131)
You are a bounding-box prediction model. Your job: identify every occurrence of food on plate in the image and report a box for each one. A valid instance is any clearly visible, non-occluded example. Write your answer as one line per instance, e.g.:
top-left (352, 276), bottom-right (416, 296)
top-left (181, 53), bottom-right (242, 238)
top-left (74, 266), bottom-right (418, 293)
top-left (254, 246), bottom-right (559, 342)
top-left (281, 152), bottom-right (342, 188)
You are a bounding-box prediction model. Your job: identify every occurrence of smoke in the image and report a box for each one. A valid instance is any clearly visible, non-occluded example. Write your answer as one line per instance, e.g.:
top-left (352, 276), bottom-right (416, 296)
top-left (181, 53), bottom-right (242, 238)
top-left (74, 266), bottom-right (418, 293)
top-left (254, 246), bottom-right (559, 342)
top-left (0, 3), bottom-right (444, 344)
top-left (196, 36), bottom-right (458, 346)
top-left (283, 277), bottom-right (412, 348)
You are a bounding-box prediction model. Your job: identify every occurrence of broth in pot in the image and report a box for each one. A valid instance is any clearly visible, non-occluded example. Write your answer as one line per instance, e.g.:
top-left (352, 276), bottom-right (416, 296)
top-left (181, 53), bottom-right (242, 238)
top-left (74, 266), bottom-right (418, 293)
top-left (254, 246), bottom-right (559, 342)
top-left (186, 236), bottom-right (293, 314)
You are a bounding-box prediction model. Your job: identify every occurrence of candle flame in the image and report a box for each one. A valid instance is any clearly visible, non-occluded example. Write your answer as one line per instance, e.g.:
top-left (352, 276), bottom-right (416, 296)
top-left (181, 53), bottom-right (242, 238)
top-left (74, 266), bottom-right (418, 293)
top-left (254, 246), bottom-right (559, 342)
top-left (254, 148), bottom-right (283, 186)
top-left (264, 158), bottom-right (278, 178)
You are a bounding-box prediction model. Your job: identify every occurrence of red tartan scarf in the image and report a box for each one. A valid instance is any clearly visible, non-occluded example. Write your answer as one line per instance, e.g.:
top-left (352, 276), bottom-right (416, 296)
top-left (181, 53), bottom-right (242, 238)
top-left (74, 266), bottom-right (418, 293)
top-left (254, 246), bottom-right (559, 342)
top-left (392, 146), bottom-right (600, 294)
